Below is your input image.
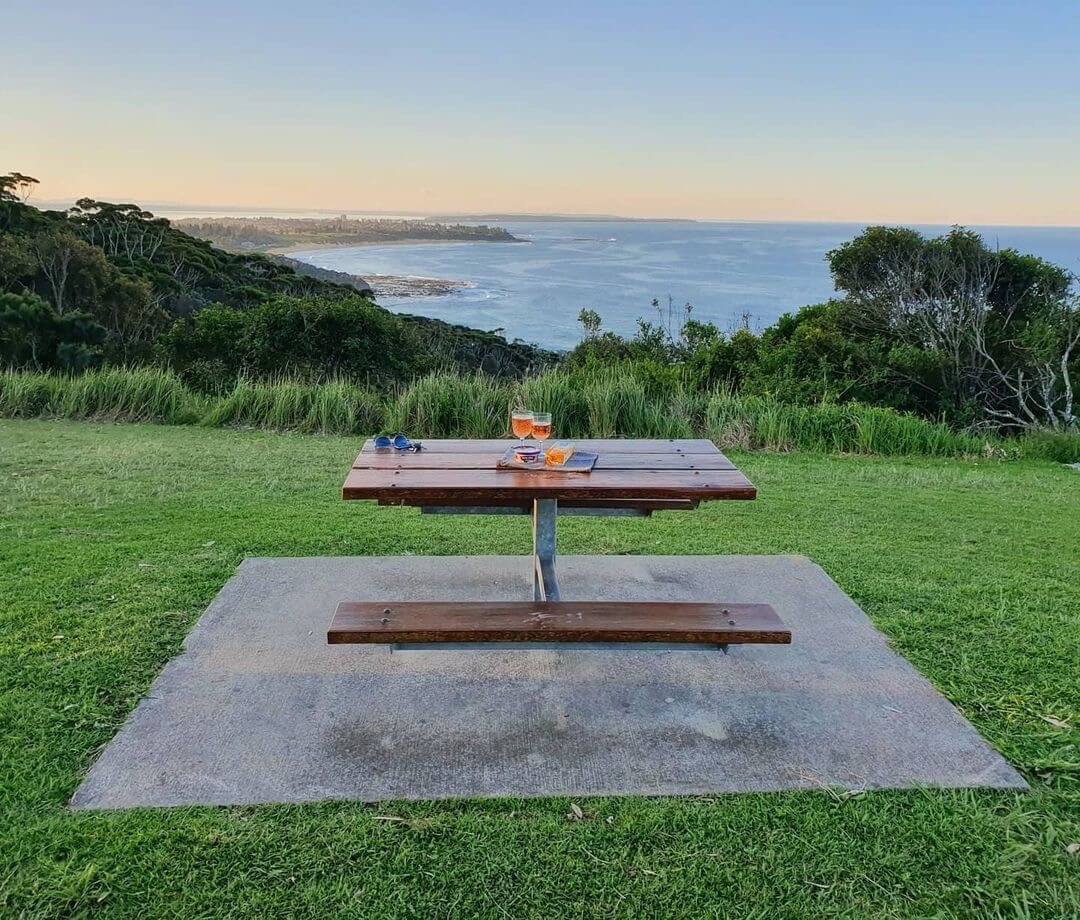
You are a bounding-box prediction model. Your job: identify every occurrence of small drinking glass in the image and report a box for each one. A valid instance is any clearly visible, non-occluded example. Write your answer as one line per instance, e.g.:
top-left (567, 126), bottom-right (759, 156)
top-left (511, 410), bottom-right (534, 447)
top-left (531, 412), bottom-right (552, 455)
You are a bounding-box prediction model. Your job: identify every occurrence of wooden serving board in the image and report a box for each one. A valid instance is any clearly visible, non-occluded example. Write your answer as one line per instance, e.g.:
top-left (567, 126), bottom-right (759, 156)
top-left (496, 448), bottom-right (598, 473)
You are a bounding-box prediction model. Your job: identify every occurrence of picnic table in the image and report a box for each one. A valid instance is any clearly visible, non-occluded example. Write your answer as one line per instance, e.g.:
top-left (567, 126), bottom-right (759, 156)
top-left (328, 438), bottom-right (791, 649)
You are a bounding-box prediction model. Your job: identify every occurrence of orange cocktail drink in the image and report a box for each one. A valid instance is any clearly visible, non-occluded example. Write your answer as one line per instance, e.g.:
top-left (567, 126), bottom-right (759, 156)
top-left (531, 412), bottom-right (552, 460)
top-left (531, 412), bottom-right (551, 442)
top-left (511, 410), bottom-right (534, 447)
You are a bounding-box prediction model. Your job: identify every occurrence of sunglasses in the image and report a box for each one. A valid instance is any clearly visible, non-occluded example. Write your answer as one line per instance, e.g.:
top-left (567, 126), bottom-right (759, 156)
top-left (374, 433), bottom-right (423, 451)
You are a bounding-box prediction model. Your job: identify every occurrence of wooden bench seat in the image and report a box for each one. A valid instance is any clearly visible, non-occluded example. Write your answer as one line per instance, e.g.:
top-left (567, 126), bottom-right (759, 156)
top-left (328, 601), bottom-right (791, 646)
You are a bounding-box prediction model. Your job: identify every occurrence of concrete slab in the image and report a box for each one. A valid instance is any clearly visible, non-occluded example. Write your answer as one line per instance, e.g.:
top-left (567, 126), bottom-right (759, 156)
top-left (71, 555), bottom-right (1026, 808)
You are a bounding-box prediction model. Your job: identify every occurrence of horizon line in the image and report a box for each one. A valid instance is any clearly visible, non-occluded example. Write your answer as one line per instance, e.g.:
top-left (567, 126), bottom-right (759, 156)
top-left (29, 197), bottom-right (1080, 231)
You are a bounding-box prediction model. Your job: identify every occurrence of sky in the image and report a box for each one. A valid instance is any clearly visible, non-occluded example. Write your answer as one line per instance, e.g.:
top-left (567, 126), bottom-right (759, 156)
top-left (4, 0), bottom-right (1079, 225)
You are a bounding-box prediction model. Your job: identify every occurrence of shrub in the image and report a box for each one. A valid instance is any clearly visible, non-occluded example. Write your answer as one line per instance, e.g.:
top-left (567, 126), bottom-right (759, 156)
top-left (159, 295), bottom-right (427, 390)
top-left (0, 291), bottom-right (105, 371)
top-left (1018, 430), bottom-right (1080, 464)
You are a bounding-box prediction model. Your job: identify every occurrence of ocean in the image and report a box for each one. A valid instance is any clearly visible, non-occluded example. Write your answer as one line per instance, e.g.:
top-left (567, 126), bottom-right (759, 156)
top-left (288, 219), bottom-right (1079, 350)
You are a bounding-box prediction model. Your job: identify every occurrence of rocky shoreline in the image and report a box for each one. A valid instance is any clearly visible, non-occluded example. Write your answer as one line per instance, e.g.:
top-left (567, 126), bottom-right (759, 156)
top-left (271, 254), bottom-right (470, 298)
top-left (364, 274), bottom-right (472, 297)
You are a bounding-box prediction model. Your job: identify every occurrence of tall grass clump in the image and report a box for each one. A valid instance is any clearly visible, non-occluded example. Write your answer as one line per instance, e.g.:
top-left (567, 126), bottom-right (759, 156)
top-left (56, 367), bottom-right (201, 424)
top-left (665, 382), bottom-right (710, 435)
top-left (704, 389), bottom-right (758, 449)
top-left (517, 369), bottom-right (591, 437)
top-left (575, 369), bottom-right (691, 438)
top-left (705, 391), bottom-right (986, 456)
top-left (850, 405), bottom-right (982, 457)
top-left (0, 370), bottom-right (65, 418)
top-left (203, 377), bottom-right (386, 435)
top-left (0, 367), bottom-right (199, 424)
top-left (3, 365), bottom-right (1072, 461)
top-left (1016, 429), bottom-right (1080, 463)
top-left (386, 372), bottom-right (511, 438)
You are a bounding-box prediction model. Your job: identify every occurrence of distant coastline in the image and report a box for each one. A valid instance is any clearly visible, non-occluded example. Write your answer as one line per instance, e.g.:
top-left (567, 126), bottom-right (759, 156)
top-left (175, 216), bottom-right (520, 299)
top-left (264, 237), bottom-right (527, 255)
top-left (431, 213), bottom-right (695, 223)
top-left (175, 215), bottom-right (522, 253)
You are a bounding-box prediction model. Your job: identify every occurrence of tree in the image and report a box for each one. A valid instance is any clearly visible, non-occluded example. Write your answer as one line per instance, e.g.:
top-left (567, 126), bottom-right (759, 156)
top-left (0, 291), bottom-right (104, 370)
top-left (69, 199), bottom-right (168, 262)
top-left (975, 288), bottom-right (1079, 431)
top-left (0, 173), bottom-right (38, 203)
top-left (0, 173), bottom-right (46, 233)
top-left (0, 233), bottom-right (35, 290)
top-left (28, 230), bottom-right (109, 314)
top-left (829, 226), bottom-right (1077, 430)
top-left (577, 308), bottom-right (602, 337)
top-left (99, 273), bottom-right (166, 363)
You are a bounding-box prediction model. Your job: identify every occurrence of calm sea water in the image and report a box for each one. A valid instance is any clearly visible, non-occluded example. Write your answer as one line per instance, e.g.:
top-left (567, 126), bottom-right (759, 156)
top-left (290, 220), bottom-right (1080, 350)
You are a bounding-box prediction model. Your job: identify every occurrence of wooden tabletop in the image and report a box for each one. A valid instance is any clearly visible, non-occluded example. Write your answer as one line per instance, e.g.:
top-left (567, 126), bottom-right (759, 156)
top-left (343, 438), bottom-right (755, 506)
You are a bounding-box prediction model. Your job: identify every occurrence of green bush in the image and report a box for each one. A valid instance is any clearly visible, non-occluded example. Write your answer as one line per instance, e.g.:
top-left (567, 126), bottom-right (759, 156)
top-left (0, 291), bottom-right (105, 371)
top-left (1017, 430), bottom-right (1080, 463)
top-left (159, 295), bottom-right (427, 390)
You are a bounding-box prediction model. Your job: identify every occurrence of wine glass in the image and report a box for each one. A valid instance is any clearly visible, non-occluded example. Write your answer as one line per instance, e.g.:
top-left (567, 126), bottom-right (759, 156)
top-left (531, 412), bottom-right (552, 457)
top-left (511, 410), bottom-right (534, 448)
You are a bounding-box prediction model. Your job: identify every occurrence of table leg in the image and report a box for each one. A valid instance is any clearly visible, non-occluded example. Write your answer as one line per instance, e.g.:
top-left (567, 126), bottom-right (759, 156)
top-left (532, 498), bottom-right (560, 601)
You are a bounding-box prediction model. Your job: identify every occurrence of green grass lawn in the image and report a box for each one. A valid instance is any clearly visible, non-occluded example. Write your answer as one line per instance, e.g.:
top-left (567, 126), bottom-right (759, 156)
top-left (1, 419), bottom-right (1077, 918)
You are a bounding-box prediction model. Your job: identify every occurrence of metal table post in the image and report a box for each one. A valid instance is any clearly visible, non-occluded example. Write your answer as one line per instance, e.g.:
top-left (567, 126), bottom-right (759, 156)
top-left (532, 498), bottom-right (559, 601)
